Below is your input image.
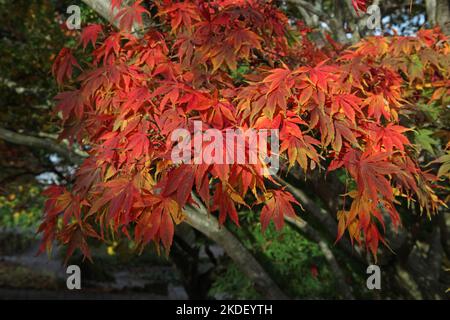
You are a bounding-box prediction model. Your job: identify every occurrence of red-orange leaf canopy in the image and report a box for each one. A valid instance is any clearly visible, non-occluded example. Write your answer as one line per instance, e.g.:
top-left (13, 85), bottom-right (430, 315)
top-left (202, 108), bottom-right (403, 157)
top-left (41, 0), bottom-right (449, 260)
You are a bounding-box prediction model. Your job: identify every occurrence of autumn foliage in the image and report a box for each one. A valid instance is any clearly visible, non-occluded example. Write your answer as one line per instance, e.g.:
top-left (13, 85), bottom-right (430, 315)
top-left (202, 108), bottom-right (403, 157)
top-left (41, 0), bottom-right (449, 261)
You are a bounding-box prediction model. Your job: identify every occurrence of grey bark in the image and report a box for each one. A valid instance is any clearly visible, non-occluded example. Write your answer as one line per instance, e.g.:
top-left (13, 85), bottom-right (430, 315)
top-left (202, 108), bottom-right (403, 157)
top-left (185, 197), bottom-right (288, 299)
top-left (426, 0), bottom-right (438, 26)
top-left (81, 0), bottom-right (155, 34)
top-left (0, 127), bottom-right (84, 164)
top-left (436, 0), bottom-right (450, 34)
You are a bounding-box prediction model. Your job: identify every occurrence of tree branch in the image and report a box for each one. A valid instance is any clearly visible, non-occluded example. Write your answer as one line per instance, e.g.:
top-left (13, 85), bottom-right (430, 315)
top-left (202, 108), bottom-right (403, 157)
top-left (274, 176), bottom-right (365, 263)
top-left (0, 127), bottom-right (84, 164)
top-left (186, 195), bottom-right (288, 299)
top-left (81, 0), bottom-right (156, 34)
top-left (287, 0), bottom-right (329, 20)
top-left (285, 215), bottom-right (354, 299)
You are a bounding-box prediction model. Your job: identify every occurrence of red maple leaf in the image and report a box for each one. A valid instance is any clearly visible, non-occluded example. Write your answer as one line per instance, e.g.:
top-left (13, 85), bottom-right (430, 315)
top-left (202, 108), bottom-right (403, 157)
top-left (54, 90), bottom-right (85, 121)
top-left (80, 24), bottom-right (103, 49)
top-left (351, 0), bottom-right (367, 14)
top-left (261, 189), bottom-right (301, 231)
top-left (114, 1), bottom-right (149, 32)
top-left (52, 48), bottom-right (80, 85)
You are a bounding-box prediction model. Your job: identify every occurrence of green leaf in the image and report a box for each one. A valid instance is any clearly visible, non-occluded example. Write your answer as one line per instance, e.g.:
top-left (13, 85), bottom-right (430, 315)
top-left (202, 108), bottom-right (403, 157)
top-left (414, 129), bottom-right (439, 155)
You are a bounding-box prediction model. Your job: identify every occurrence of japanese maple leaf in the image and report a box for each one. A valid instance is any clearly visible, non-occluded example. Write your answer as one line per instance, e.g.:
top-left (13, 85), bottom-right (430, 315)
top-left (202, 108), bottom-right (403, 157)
top-left (38, 186), bottom-right (99, 262)
top-left (111, 0), bottom-right (124, 12)
top-left (80, 24), bottom-right (103, 49)
top-left (355, 152), bottom-right (400, 202)
top-left (362, 93), bottom-right (392, 122)
top-left (278, 116), bottom-right (309, 165)
top-left (42, 187), bottom-right (89, 227)
top-left (126, 132), bottom-right (150, 160)
top-left (280, 135), bottom-right (321, 171)
top-left (229, 28), bottom-right (262, 52)
top-left (52, 48), bottom-right (80, 85)
top-left (297, 85), bottom-right (313, 106)
top-left (332, 119), bottom-right (359, 152)
top-left (331, 94), bottom-right (362, 123)
top-left (59, 224), bottom-right (93, 263)
top-left (114, 1), bottom-right (149, 32)
top-left (73, 158), bottom-right (102, 197)
top-left (209, 45), bottom-right (238, 72)
top-left (367, 123), bottom-right (411, 152)
top-left (261, 68), bottom-right (293, 117)
top-left (351, 0), bottom-right (367, 14)
top-left (136, 196), bottom-right (184, 251)
top-left (93, 32), bottom-right (122, 64)
top-left (212, 183), bottom-right (245, 226)
top-left (431, 152), bottom-right (450, 179)
top-left (260, 190), bottom-right (300, 231)
top-left (299, 62), bottom-right (338, 92)
top-left (194, 163), bottom-right (211, 208)
top-left (156, 2), bottom-right (202, 33)
top-left (161, 166), bottom-right (195, 208)
top-left (54, 90), bottom-right (85, 121)
top-left (42, 186), bottom-right (71, 220)
top-left (88, 178), bottom-right (141, 228)
top-left (366, 224), bottom-right (384, 260)
top-left (337, 56), bottom-right (371, 90)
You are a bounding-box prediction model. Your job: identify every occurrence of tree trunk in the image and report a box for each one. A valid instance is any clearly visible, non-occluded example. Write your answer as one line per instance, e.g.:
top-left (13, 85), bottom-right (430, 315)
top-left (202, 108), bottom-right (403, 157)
top-left (426, 0), bottom-right (450, 34)
top-left (436, 0), bottom-right (450, 34)
top-left (185, 201), bottom-right (288, 299)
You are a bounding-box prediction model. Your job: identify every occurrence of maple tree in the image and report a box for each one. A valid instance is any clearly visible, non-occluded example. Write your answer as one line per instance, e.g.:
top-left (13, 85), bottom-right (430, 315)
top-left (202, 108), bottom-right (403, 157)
top-left (32, 0), bottom-right (450, 298)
